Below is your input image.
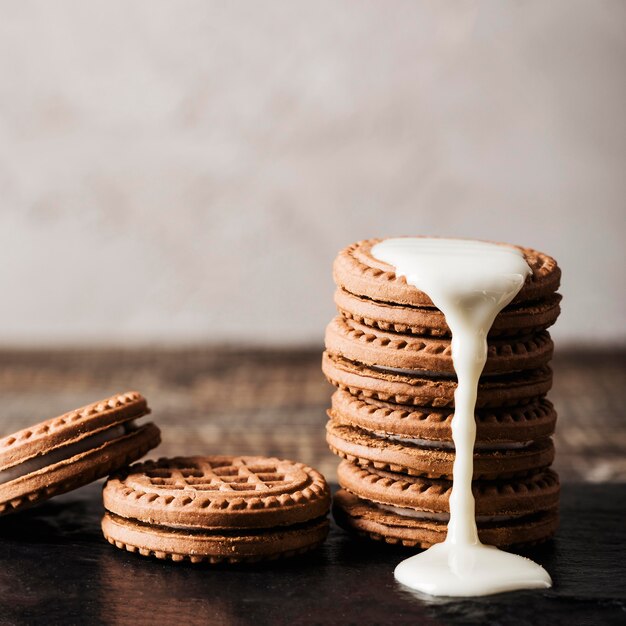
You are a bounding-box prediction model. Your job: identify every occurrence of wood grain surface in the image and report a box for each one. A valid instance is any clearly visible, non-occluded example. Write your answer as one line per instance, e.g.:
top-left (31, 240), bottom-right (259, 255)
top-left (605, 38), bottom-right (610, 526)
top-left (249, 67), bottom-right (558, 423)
top-left (0, 347), bottom-right (623, 483)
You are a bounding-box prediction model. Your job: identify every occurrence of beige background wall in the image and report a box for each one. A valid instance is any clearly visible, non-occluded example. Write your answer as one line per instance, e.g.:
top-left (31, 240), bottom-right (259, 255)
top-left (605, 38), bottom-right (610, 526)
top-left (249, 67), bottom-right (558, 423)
top-left (0, 1), bottom-right (624, 346)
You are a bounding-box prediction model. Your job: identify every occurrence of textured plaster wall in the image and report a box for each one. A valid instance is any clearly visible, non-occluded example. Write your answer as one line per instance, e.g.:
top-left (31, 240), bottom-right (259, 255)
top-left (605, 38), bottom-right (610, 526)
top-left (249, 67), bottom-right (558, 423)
top-left (0, 1), bottom-right (624, 345)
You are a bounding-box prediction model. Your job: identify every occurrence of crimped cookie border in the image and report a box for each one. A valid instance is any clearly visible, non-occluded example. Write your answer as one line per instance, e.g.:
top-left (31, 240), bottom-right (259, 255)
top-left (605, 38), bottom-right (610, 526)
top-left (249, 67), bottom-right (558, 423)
top-left (102, 513), bottom-right (330, 564)
top-left (326, 316), bottom-right (554, 374)
top-left (0, 391), bottom-right (149, 469)
top-left (103, 536), bottom-right (325, 565)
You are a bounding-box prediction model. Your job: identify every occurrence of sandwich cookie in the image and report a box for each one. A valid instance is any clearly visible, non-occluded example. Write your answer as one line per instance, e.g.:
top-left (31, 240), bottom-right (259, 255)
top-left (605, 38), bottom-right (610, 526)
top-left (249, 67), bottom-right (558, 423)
top-left (330, 389), bottom-right (558, 446)
top-left (335, 289), bottom-right (561, 338)
top-left (322, 353), bottom-right (553, 408)
top-left (337, 461), bottom-right (559, 522)
top-left (326, 420), bottom-right (554, 479)
top-left (334, 460), bottom-right (560, 548)
top-left (325, 316), bottom-right (554, 375)
top-left (0, 392), bottom-right (160, 515)
top-left (102, 456), bottom-right (331, 564)
top-left (333, 238), bottom-right (561, 308)
top-left (333, 489), bottom-right (559, 549)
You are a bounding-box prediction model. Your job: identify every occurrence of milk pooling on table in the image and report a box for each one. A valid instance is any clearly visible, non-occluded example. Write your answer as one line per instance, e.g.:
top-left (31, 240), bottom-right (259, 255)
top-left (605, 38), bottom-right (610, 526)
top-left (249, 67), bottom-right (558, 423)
top-left (371, 238), bottom-right (552, 597)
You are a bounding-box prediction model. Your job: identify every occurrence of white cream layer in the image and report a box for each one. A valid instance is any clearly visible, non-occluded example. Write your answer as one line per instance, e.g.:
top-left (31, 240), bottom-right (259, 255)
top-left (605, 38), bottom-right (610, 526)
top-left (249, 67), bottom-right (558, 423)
top-left (0, 423), bottom-right (130, 485)
top-left (372, 364), bottom-right (521, 378)
top-left (375, 503), bottom-right (514, 524)
top-left (372, 238), bottom-right (551, 597)
top-left (374, 431), bottom-right (532, 451)
top-left (371, 364), bottom-right (449, 378)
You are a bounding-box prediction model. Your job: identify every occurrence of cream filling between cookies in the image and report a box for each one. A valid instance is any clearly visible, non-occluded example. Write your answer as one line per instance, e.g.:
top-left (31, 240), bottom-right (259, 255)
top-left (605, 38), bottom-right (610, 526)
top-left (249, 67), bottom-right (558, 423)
top-left (373, 503), bottom-right (514, 523)
top-left (371, 364), bottom-right (450, 378)
top-left (0, 423), bottom-right (133, 485)
top-left (374, 431), bottom-right (532, 451)
top-left (371, 364), bottom-right (520, 378)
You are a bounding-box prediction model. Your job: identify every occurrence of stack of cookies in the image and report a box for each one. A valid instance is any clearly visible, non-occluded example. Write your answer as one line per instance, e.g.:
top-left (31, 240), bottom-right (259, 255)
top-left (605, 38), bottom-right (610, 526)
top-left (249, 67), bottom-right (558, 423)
top-left (323, 238), bottom-right (562, 548)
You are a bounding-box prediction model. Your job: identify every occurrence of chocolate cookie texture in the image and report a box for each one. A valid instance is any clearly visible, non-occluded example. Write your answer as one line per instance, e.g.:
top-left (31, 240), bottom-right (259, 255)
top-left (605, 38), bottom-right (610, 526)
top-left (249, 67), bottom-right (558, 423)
top-left (0, 392), bottom-right (160, 516)
top-left (323, 237), bottom-right (562, 550)
top-left (102, 456), bottom-right (331, 564)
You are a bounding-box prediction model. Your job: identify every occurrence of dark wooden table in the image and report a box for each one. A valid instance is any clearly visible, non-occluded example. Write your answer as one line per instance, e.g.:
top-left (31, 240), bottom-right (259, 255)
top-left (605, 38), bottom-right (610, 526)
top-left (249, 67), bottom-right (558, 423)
top-left (0, 482), bottom-right (624, 626)
top-left (0, 347), bottom-right (624, 625)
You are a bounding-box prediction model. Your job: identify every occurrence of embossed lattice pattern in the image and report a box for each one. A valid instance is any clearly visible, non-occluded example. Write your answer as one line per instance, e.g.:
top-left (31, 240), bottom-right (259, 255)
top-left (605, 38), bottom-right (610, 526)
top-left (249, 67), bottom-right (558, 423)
top-left (138, 457), bottom-right (304, 495)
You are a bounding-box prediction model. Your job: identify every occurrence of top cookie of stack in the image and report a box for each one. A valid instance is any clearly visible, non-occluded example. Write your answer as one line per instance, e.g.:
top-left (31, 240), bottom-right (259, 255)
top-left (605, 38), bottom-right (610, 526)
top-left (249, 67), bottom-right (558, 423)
top-left (323, 238), bottom-right (562, 548)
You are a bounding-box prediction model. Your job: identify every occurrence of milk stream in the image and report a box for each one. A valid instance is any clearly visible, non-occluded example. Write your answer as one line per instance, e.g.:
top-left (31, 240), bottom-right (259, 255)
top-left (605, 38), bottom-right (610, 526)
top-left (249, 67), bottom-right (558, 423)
top-left (371, 238), bottom-right (552, 597)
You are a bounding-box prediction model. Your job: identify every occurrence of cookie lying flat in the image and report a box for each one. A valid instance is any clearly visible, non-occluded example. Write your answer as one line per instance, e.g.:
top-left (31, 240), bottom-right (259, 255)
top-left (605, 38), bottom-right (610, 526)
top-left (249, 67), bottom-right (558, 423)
top-left (325, 316), bottom-right (554, 375)
top-left (326, 421), bottom-right (555, 479)
top-left (337, 461), bottom-right (560, 518)
top-left (102, 456), bottom-right (331, 564)
top-left (334, 239), bottom-right (561, 308)
top-left (0, 392), bottom-right (160, 516)
top-left (333, 489), bottom-right (559, 549)
top-left (330, 390), bottom-right (557, 446)
top-left (335, 289), bottom-right (562, 338)
top-left (322, 353), bottom-right (553, 408)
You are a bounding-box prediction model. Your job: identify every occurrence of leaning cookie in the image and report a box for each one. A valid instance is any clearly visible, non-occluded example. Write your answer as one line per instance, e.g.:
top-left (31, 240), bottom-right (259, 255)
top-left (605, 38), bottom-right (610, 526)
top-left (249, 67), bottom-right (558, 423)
top-left (102, 455), bottom-right (331, 564)
top-left (0, 392), bottom-right (160, 516)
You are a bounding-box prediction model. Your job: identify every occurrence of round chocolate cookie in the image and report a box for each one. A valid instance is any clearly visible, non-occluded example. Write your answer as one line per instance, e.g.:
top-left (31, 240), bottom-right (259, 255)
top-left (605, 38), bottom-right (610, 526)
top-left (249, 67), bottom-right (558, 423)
top-left (102, 456), bottom-right (331, 564)
top-left (335, 289), bottom-right (562, 338)
top-left (333, 489), bottom-right (559, 549)
top-left (0, 392), bottom-right (160, 516)
top-left (326, 420), bottom-right (555, 479)
top-left (322, 352), bottom-right (553, 408)
top-left (325, 316), bottom-right (554, 375)
top-left (334, 238), bottom-right (561, 308)
top-left (330, 390), bottom-right (557, 445)
top-left (337, 461), bottom-right (560, 518)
